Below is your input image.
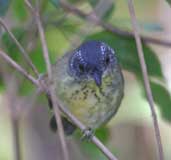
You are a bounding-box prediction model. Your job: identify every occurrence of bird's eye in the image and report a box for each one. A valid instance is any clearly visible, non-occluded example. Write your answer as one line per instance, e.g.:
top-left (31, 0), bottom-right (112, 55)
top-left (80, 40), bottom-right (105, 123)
top-left (78, 64), bottom-right (85, 73)
top-left (105, 55), bottom-right (110, 66)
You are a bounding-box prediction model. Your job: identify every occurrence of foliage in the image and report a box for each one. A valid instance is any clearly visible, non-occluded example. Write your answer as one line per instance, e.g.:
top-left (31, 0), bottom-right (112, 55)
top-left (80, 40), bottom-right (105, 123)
top-left (86, 31), bottom-right (163, 78)
top-left (86, 31), bottom-right (171, 122)
top-left (166, 0), bottom-right (171, 5)
top-left (1, 28), bottom-right (26, 62)
top-left (11, 0), bottom-right (28, 21)
top-left (50, 0), bottom-right (59, 7)
top-left (150, 82), bottom-right (171, 121)
top-left (0, 0), bottom-right (171, 159)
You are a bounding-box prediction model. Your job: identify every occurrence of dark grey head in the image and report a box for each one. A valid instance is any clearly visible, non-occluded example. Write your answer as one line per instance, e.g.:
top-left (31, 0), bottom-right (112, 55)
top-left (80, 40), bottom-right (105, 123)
top-left (68, 41), bottom-right (118, 86)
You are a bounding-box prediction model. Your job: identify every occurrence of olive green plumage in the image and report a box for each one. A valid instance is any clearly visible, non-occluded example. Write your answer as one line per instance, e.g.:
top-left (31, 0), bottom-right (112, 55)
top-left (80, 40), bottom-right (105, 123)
top-left (49, 41), bottom-right (124, 134)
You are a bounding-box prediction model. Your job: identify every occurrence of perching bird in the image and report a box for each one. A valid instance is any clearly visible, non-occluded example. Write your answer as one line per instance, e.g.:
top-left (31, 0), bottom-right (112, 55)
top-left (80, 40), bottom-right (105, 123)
top-left (48, 40), bottom-right (124, 135)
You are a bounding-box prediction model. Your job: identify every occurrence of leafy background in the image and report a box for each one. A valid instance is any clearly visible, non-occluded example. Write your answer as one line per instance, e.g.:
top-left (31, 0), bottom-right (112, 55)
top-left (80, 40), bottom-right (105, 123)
top-left (0, 0), bottom-right (171, 160)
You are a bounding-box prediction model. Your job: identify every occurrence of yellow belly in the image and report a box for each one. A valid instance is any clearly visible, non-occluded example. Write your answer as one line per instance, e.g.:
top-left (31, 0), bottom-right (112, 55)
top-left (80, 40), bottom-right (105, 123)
top-left (55, 71), bottom-right (123, 129)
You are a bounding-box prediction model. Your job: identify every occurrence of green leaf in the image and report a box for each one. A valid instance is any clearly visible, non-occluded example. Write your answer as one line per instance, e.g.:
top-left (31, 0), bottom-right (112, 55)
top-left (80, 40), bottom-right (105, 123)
top-left (18, 74), bottom-right (35, 95)
top-left (95, 127), bottom-right (109, 143)
top-left (102, 3), bottom-right (115, 20)
top-left (0, 0), bottom-right (11, 16)
top-left (29, 44), bottom-right (46, 73)
top-left (86, 31), bottom-right (171, 122)
top-left (74, 127), bottom-right (110, 160)
top-left (40, 0), bottom-right (49, 13)
top-left (1, 28), bottom-right (26, 62)
top-left (11, 0), bottom-right (28, 21)
top-left (29, 30), bottom-right (63, 73)
top-left (81, 142), bottom-right (108, 160)
top-left (56, 19), bottom-right (81, 36)
top-left (45, 27), bottom-right (70, 61)
top-left (86, 31), bottom-right (163, 78)
top-left (50, 0), bottom-right (59, 8)
top-left (150, 82), bottom-right (171, 122)
top-left (166, 0), bottom-right (171, 5)
top-left (89, 0), bottom-right (115, 21)
top-left (1, 28), bottom-right (36, 95)
top-left (0, 75), bottom-right (5, 92)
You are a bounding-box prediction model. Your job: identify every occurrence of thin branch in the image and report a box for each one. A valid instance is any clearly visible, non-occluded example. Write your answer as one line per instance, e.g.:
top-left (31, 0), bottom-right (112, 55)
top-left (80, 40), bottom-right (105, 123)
top-left (0, 41), bottom-right (118, 160)
top-left (58, 0), bottom-right (113, 49)
top-left (25, 1), bottom-right (118, 160)
top-left (0, 49), bottom-right (39, 87)
top-left (35, 14), bottom-right (52, 80)
top-left (51, 94), bottom-right (118, 160)
top-left (0, 18), bottom-right (39, 77)
top-left (36, 10), bottom-right (70, 160)
top-left (24, 1), bottom-right (70, 160)
top-left (92, 136), bottom-right (117, 160)
top-left (49, 88), bottom-right (70, 160)
top-left (0, 1), bottom-right (119, 159)
top-left (127, 1), bottom-right (164, 160)
top-left (59, 1), bottom-right (171, 48)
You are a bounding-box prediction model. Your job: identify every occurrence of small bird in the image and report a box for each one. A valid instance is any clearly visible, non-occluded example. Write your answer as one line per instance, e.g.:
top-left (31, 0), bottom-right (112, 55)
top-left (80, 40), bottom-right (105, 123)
top-left (49, 40), bottom-right (124, 135)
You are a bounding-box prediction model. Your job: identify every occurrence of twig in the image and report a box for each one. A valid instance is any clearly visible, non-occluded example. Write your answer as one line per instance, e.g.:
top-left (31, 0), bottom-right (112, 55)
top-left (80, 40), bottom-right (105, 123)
top-left (0, 41), bottom-right (118, 160)
top-left (59, 1), bottom-right (171, 48)
top-left (53, 95), bottom-right (118, 160)
top-left (0, 49), bottom-right (39, 87)
top-left (0, 1), bottom-right (119, 160)
top-left (49, 88), bottom-right (70, 160)
top-left (25, 1), bottom-right (118, 160)
top-left (0, 18), bottom-right (39, 77)
top-left (37, 9), bottom-right (70, 160)
top-left (127, 1), bottom-right (164, 160)
top-left (35, 15), bottom-right (52, 80)
top-left (58, 0), bottom-right (113, 49)
top-left (24, 1), bottom-right (70, 160)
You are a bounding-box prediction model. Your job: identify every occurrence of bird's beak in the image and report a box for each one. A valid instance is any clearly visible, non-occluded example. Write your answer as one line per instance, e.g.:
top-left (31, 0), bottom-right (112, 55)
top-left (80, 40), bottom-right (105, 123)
top-left (93, 72), bottom-right (102, 87)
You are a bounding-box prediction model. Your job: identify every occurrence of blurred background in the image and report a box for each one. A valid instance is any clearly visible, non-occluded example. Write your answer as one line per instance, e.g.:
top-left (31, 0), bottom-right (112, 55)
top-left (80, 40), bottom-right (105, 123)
top-left (0, 0), bottom-right (171, 160)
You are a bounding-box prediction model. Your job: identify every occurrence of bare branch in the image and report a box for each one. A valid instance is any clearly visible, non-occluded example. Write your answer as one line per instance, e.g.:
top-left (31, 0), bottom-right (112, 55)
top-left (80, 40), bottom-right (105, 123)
top-left (127, 1), bottom-right (164, 160)
top-left (0, 49), bottom-right (39, 87)
top-left (24, 1), bottom-right (119, 160)
top-left (0, 42), bottom-right (118, 160)
top-left (59, 1), bottom-right (171, 48)
top-left (92, 136), bottom-right (117, 160)
top-left (49, 88), bottom-right (70, 160)
top-left (51, 94), bottom-right (118, 160)
top-left (36, 15), bottom-right (52, 80)
top-left (24, 1), bottom-right (70, 160)
top-left (3, 1), bottom-right (120, 159)
top-left (0, 18), bottom-right (39, 77)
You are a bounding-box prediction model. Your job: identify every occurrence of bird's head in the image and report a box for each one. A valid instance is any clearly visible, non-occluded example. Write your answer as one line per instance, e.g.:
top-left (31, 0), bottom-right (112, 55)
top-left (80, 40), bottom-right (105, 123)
top-left (68, 41), bottom-right (118, 87)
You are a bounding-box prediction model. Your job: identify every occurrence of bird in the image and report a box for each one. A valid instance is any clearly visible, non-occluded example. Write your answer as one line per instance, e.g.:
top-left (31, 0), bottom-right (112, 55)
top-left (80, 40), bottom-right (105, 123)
top-left (48, 40), bottom-right (124, 136)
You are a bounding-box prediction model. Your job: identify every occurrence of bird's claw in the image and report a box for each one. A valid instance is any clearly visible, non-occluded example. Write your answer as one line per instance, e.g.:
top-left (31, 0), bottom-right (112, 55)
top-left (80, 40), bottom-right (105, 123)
top-left (81, 127), bottom-right (94, 141)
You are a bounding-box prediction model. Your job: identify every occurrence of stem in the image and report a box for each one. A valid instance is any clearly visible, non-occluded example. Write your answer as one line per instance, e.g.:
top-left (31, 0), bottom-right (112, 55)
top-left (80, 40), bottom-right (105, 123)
top-left (1, 1), bottom-right (120, 159)
top-left (1, 37), bottom-right (118, 160)
top-left (59, 1), bottom-right (171, 48)
top-left (128, 1), bottom-right (164, 160)
top-left (24, 1), bottom-right (69, 160)
top-left (0, 18), bottom-right (39, 77)
top-left (0, 49), bottom-right (39, 87)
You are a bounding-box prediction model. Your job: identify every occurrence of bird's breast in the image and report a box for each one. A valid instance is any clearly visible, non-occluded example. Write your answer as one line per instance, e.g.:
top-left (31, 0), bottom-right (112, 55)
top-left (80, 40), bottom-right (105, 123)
top-left (53, 65), bottom-right (124, 129)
